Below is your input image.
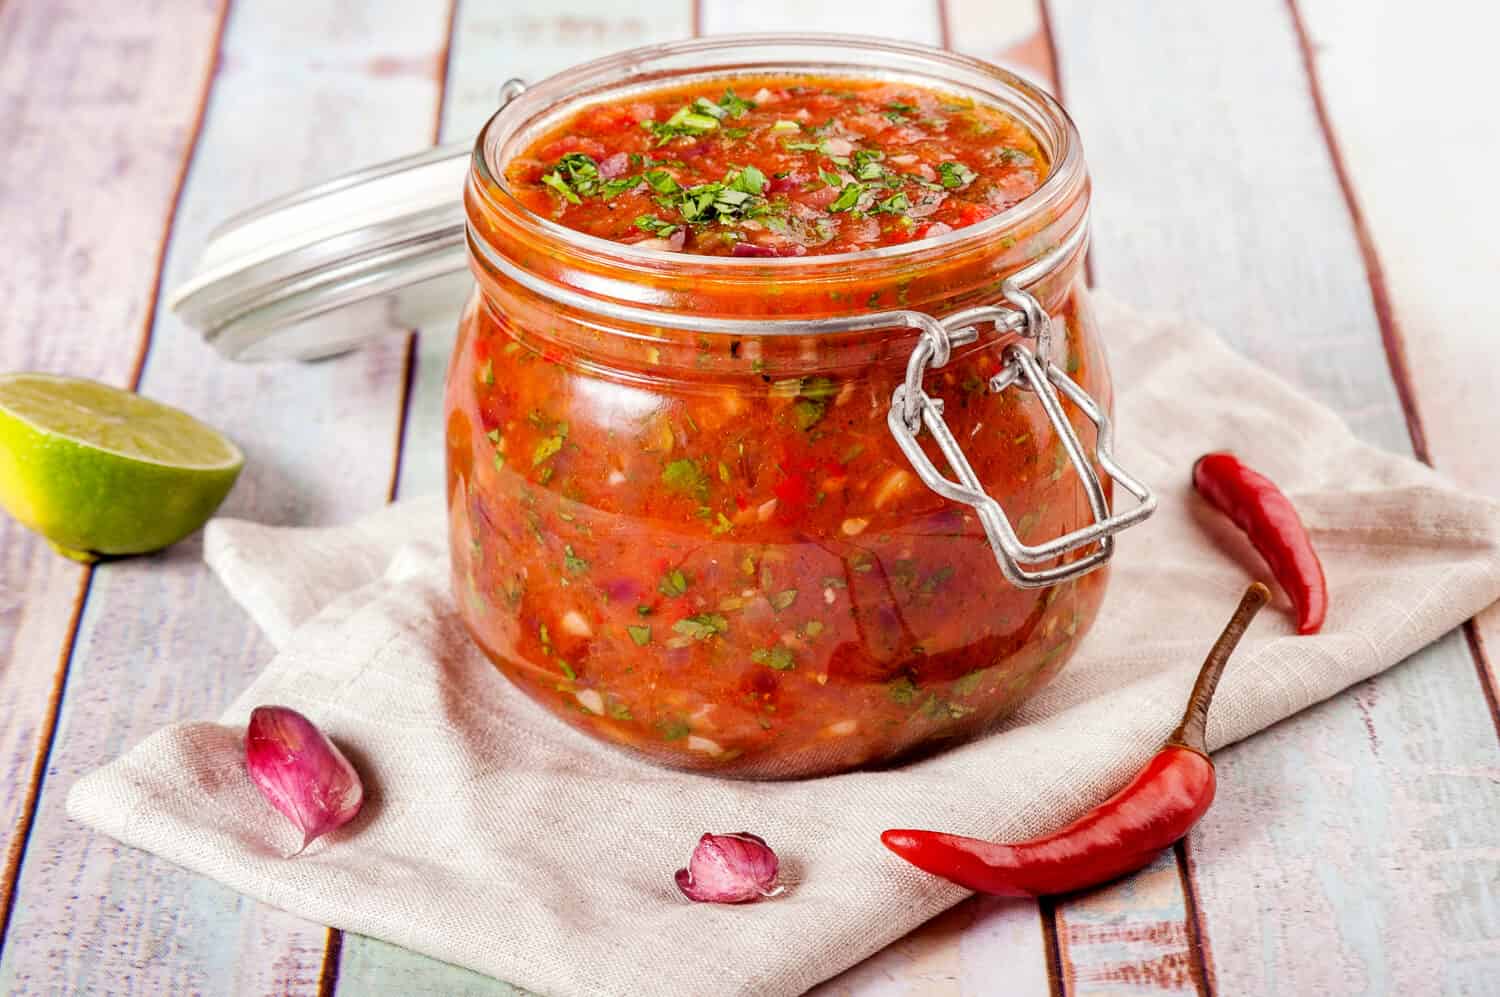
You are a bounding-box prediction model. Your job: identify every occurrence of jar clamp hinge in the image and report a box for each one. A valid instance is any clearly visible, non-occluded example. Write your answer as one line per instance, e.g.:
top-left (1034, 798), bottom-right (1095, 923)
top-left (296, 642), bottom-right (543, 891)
top-left (886, 282), bottom-right (1156, 589)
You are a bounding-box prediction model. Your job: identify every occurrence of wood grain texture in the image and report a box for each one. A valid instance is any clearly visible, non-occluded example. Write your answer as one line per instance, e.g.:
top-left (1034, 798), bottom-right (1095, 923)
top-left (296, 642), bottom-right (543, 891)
top-left (0, 0), bottom-right (227, 953)
top-left (1045, 1), bottom-right (1500, 993)
top-left (1291, 0), bottom-right (1500, 735)
top-left (0, 1), bottom-right (451, 992)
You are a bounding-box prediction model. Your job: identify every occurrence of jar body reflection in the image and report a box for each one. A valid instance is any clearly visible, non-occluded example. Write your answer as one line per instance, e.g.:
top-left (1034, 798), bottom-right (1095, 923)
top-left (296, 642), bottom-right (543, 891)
top-left (445, 34), bottom-right (1116, 778)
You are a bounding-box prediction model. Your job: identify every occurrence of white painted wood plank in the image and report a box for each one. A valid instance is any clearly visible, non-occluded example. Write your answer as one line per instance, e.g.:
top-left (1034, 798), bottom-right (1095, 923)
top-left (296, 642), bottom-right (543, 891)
top-left (810, 895), bottom-right (1052, 996)
top-left (1046, 1), bottom-right (1500, 992)
top-left (1295, 0), bottom-right (1500, 857)
top-left (0, 1), bottom-right (452, 992)
top-left (0, 0), bottom-right (225, 938)
top-left (700, 0), bottom-right (941, 42)
top-left (941, 0), bottom-right (1056, 92)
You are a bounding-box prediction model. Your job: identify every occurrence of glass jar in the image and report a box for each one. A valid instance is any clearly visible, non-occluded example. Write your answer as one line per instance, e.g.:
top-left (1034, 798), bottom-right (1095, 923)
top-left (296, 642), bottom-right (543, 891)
top-left (446, 35), bottom-right (1153, 779)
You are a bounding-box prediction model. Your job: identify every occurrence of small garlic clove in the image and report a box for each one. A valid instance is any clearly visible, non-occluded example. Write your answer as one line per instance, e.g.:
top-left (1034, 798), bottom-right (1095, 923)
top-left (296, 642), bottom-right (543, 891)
top-left (245, 706), bottom-right (364, 854)
top-left (675, 831), bottom-right (784, 904)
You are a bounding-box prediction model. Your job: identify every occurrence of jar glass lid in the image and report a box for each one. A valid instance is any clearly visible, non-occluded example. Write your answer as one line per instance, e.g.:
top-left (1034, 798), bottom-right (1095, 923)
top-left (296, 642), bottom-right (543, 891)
top-left (167, 141), bottom-right (473, 362)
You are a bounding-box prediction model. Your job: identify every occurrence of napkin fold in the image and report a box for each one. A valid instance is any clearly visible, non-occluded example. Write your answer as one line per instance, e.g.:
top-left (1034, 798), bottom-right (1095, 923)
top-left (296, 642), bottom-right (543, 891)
top-left (68, 296), bottom-right (1500, 997)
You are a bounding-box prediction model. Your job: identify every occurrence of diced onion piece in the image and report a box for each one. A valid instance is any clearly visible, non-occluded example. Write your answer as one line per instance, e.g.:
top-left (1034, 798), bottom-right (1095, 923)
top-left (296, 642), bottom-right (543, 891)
top-left (872, 469), bottom-right (914, 509)
top-left (822, 137), bottom-right (854, 156)
top-left (823, 719), bottom-right (858, 738)
top-left (561, 609), bottom-right (593, 637)
top-left (757, 498), bottom-right (779, 522)
top-left (576, 689), bottom-right (605, 715)
top-left (688, 735), bottom-right (723, 755)
top-left (841, 516), bottom-right (870, 536)
top-left (607, 469), bottom-right (627, 486)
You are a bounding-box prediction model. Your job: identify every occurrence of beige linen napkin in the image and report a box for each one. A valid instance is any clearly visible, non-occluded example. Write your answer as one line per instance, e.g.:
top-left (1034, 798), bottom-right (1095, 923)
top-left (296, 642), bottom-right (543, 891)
top-left (68, 296), bottom-right (1500, 997)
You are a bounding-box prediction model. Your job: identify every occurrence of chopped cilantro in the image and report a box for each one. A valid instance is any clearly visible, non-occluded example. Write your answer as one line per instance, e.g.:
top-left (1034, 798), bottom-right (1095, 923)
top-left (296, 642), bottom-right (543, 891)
top-left (770, 589), bottom-right (799, 611)
top-left (540, 171), bottom-right (580, 204)
top-left (563, 545), bottom-right (589, 575)
top-left (479, 359), bottom-right (494, 385)
top-left (658, 717), bottom-right (691, 741)
top-left (717, 89), bottom-right (756, 118)
top-left (661, 458), bottom-right (709, 499)
top-left (751, 646), bottom-right (796, 671)
top-left (532, 435), bottom-right (564, 466)
top-left (870, 192), bottom-right (910, 216)
top-left (644, 169), bottom-right (681, 195)
top-left (598, 176), bottom-right (640, 199)
top-left (938, 160), bottom-right (977, 189)
top-left (728, 164), bottom-right (766, 196)
top-left (800, 376), bottom-right (838, 400)
top-left (673, 613), bottom-right (728, 641)
top-left (887, 675), bottom-right (918, 705)
top-left (558, 660), bottom-right (576, 681)
top-left (658, 569), bottom-right (689, 598)
top-left (792, 398), bottom-right (826, 429)
top-left (804, 620), bottom-right (826, 638)
top-left (626, 624), bottom-right (652, 646)
top-left (634, 214), bottom-right (679, 237)
top-left (829, 183), bottom-right (863, 212)
top-left (540, 151), bottom-right (622, 203)
top-left (643, 102), bottom-right (721, 144)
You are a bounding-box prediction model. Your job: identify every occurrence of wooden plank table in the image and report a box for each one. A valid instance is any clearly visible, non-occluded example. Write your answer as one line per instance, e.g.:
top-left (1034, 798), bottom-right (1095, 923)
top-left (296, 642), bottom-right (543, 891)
top-left (1, 1), bottom-right (1495, 993)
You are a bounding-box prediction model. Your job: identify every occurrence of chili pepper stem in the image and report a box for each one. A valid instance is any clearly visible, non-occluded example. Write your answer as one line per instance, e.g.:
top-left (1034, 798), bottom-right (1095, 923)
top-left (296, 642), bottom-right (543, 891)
top-left (1167, 582), bottom-right (1271, 755)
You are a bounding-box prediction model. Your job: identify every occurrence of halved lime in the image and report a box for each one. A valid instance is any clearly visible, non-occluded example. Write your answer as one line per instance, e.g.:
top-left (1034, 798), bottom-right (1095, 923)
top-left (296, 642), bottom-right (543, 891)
top-left (0, 373), bottom-right (244, 561)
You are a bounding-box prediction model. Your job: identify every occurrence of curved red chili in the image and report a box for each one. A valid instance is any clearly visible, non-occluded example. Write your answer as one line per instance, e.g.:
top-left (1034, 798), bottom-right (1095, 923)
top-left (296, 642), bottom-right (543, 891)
top-left (1192, 451), bottom-right (1327, 634)
top-left (882, 583), bottom-right (1269, 897)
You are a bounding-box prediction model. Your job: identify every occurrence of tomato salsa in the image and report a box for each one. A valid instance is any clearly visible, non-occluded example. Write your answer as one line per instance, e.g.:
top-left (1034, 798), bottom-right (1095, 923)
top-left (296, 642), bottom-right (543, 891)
top-left (505, 76), bottom-right (1048, 257)
top-left (451, 69), bottom-right (1106, 778)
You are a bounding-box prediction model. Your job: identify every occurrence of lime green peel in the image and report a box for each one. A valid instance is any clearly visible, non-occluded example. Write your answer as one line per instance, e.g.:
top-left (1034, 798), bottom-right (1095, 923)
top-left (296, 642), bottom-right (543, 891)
top-left (0, 373), bottom-right (243, 561)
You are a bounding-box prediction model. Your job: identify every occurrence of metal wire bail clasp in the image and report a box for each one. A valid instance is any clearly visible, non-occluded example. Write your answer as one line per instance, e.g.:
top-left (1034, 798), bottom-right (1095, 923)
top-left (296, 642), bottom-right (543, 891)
top-left (887, 283), bottom-right (1156, 589)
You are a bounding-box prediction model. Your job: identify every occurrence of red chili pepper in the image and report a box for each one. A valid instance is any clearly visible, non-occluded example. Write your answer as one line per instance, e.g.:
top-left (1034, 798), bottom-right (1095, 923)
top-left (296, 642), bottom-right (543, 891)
top-left (881, 583), bottom-right (1269, 897)
top-left (1192, 452), bottom-right (1327, 634)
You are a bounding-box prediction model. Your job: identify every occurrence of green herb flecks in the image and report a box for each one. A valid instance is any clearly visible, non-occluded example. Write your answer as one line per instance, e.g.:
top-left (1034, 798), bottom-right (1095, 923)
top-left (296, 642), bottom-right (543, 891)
top-left (626, 624), bottom-right (652, 646)
top-left (532, 435), bottom-right (564, 467)
top-left (829, 183), bottom-right (863, 213)
top-left (770, 589), bottom-right (799, 612)
top-left (662, 458), bottom-right (709, 499)
top-left (659, 569), bottom-right (689, 598)
top-left (673, 613), bottom-right (728, 641)
top-left (885, 100), bottom-right (917, 123)
top-left (634, 214), bottom-right (679, 238)
top-left (641, 91), bottom-right (752, 146)
top-left (751, 646), bottom-right (796, 671)
top-left (938, 160), bottom-right (977, 190)
top-left (563, 545), bottom-right (589, 575)
top-left (887, 675), bottom-right (918, 705)
top-left (716, 89), bottom-right (756, 118)
top-left (792, 398), bottom-right (826, 430)
top-left (540, 152), bottom-right (632, 204)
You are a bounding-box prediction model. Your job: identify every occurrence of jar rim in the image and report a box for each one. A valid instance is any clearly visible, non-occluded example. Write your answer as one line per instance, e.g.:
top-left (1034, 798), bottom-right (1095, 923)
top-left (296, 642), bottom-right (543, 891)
top-left (469, 32), bottom-right (1086, 276)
